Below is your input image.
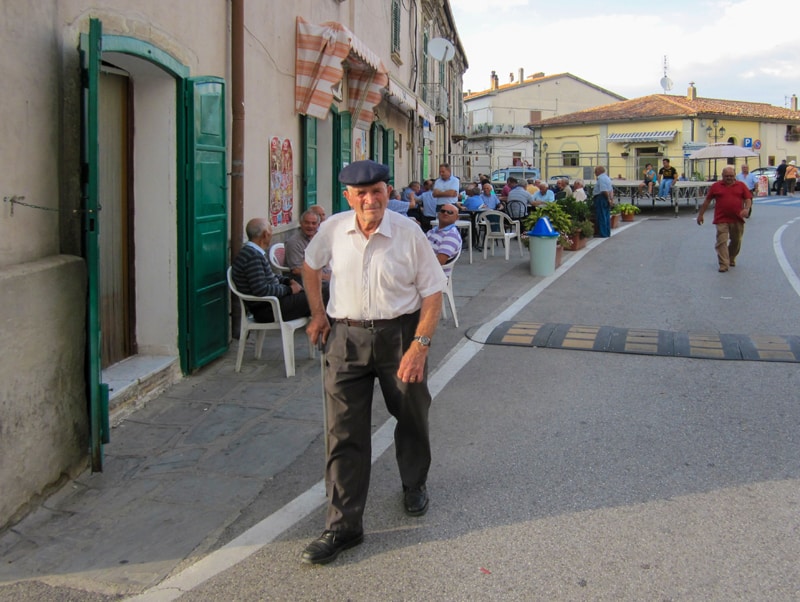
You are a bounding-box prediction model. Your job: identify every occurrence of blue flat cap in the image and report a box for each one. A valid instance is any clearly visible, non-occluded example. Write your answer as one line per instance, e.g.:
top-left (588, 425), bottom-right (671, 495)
top-left (338, 160), bottom-right (390, 186)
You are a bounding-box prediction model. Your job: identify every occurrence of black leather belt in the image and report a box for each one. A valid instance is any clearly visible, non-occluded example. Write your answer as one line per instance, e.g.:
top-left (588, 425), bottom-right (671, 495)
top-left (334, 318), bottom-right (401, 329)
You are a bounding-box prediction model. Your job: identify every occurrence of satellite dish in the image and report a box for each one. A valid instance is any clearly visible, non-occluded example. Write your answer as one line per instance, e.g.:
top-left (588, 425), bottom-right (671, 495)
top-left (660, 76), bottom-right (673, 93)
top-left (428, 37), bottom-right (455, 62)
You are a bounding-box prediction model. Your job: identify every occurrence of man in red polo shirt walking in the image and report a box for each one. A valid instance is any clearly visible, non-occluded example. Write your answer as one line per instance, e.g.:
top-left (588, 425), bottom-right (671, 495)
top-left (696, 166), bottom-right (753, 272)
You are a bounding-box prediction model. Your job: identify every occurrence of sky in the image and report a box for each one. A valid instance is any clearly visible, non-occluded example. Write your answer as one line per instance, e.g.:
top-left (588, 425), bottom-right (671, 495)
top-left (449, 0), bottom-right (800, 108)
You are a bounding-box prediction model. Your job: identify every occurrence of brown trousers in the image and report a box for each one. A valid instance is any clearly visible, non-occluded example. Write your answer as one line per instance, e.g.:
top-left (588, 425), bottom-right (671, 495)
top-left (323, 312), bottom-right (431, 533)
top-left (715, 221), bottom-right (744, 269)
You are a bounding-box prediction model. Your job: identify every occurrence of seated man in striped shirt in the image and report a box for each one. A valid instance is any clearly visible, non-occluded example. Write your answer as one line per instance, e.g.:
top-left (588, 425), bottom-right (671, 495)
top-left (426, 203), bottom-right (462, 276)
top-left (231, 217), bottom-right (311, 322)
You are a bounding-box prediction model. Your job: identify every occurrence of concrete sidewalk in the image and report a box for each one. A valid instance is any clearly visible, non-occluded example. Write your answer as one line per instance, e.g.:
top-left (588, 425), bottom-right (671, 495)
top-left (0, 245), bottom-right (544, 600)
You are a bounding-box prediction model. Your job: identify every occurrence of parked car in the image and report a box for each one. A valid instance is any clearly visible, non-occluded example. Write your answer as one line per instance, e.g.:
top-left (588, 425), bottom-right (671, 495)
top-left (750, 166), bottom-right (778, 192)
top-left (490, 167), bottom-right (541, 194)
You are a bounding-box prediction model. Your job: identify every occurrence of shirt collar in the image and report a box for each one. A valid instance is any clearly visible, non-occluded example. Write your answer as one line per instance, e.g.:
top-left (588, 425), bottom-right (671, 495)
top-left (245, 240), bottom-right (265, 255)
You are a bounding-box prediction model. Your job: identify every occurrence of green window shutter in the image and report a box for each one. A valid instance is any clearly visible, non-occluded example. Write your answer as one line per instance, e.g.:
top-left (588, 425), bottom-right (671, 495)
top-left (391, 0), bottom-right (401, 54)
top-left (385, 128), bottom-right (395, 186)
top-left (336, 111), bottom-right (351, 213)
top-left (302, 115), bottom-right (317, 209)
top-left (370, 122), bottom-right (384, 163)
top-left (422, 32), bottom-right (429, 102)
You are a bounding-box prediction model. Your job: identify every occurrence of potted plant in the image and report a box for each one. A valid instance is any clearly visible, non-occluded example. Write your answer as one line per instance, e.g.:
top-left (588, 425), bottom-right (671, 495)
top-left (615, 203), bottom-right (641, 222)
top-left (609, 204), bottom-right (621, 229)
top-left (556, 196), bottom-right (593, 250)
top-left (524, 202), bottom-right (574, 250)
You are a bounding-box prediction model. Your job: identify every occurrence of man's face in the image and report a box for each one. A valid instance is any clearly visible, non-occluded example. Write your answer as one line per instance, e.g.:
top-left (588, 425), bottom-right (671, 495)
top-left (345, 182), bottom-right (390, 228)
top-left (663, 160), bottom-right (670, 167)
top-left (721, 169), bottom-right (737, 185)
top-left (482, 183), bottom-right (493, 195)
top-left (741, 165), bottom-right (749, 175)
top-left (300, 214), bottom-right (320, 237)
top-left (311, 206), bottom-right (326, 222)
top-left (439, 165), bottom-right (451, 179)
top-left (256, 224), bottom-right (272, 250)
top-left (411, 182), bottom-right (421, 193)
top-left (538, 183), bottom-right (548, 194)
top-left (437, 204), bottom-right (458, 227)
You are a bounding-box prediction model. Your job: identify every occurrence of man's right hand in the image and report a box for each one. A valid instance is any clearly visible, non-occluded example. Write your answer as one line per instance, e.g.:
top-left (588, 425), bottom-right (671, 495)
top-left (306, 314), bottom-right (330, 346)
top-left (290, 280), bottom-right (303, 294)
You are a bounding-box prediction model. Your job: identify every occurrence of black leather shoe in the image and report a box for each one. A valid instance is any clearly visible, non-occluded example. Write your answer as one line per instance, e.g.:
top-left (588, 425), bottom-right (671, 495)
top-left (300, 529), bottom-right (364, 565)
top-left (403, 485), bottom-right (429, 516)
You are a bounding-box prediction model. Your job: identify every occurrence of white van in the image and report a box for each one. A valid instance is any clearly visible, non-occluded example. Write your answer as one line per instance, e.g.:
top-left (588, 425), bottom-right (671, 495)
top-left (490, 167), bottom-right (541, 192)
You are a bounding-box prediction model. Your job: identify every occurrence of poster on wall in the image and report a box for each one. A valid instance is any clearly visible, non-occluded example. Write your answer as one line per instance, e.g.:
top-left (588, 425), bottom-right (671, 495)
top-left (269, 137), bottom-right (294, 226)
top-left (353, 129), bottom-right (368, 161)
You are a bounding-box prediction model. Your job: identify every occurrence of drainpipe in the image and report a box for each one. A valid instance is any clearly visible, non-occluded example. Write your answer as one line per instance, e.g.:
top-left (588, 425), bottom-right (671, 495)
top-left (230, 0), bottom-right (245, 337)
top-left (230, 0), bottom-right (245, 260)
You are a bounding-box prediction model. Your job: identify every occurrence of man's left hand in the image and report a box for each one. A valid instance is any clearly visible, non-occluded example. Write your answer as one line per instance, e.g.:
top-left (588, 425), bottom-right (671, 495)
top-left (398, 343), bottom-right (428, 384)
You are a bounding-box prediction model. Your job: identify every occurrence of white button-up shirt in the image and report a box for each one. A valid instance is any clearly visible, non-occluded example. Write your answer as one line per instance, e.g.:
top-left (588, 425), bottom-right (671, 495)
top-left (305, 209), bottom-right (446, 320)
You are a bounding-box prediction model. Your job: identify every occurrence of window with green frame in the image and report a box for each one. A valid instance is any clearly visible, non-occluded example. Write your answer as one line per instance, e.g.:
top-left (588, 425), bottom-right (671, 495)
top-left (562, 151), bottom-right (579, 167)
top-left (391, 0), bottom-right (401, 55)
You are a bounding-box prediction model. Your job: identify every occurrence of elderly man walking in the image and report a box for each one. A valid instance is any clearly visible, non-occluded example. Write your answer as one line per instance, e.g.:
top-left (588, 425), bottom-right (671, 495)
top-left (696, 166), bottom-right (752, 272)
top-left (301, 160), bottom-right (446, 565)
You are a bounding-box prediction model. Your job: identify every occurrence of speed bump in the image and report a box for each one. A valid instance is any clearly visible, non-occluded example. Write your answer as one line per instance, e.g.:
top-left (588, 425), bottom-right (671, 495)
top-left (475, 322), bottom-right (800, 363)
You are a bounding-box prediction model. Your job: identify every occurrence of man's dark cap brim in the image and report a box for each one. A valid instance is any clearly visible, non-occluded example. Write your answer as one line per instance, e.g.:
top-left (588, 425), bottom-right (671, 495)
top-left (338, 160), bottom-right (391, 186)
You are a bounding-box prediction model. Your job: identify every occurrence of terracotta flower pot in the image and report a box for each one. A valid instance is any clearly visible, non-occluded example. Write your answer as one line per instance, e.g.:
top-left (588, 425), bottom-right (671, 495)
top-left (621, 213), bottom-right (635, 222)
top-left (610, 214), bottom-right (621, 229)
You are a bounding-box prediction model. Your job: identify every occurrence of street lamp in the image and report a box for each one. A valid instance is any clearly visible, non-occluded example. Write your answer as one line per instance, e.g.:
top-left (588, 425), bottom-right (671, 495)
top-left (705, 119), bottom-right (726, 180)
top-left (542, 142), bottom-right (549, 180)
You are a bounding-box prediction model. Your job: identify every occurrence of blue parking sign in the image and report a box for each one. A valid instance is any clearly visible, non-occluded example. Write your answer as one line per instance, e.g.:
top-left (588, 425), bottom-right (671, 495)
top-left (743, 137), bottom-right (753, 148)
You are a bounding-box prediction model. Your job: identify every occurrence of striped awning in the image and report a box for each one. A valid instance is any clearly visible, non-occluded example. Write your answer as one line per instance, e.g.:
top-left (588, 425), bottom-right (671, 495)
top-left (608, 130), bottom-right (678, 143)
top-left (295, 17), bottom-right (389, 130)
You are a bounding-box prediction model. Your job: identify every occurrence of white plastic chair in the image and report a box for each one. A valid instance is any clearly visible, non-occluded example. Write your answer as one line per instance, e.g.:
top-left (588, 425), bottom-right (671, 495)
top-left (441, 246), bottom-right (462, 327)
top-left (476, 210), bottom-right (523, 260)
top-left (269, 242), bottom-right (291, 275)
top-left (227, 267), bottom-right (312, 377)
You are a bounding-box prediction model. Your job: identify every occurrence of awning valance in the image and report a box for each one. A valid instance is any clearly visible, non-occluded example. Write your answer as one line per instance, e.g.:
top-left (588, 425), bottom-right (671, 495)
top-left (295, 17), bottom-right (389, 131)
top-left (416, 100), bottom-right (435, 126)
top-left (385, 77), bottom-right (416, 113)
top-left (608, 130), bottom-right (678, 143)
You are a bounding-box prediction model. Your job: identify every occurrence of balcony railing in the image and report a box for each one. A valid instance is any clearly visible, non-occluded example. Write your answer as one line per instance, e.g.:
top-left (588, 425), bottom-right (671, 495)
top-left (421, 83), bottom-right (449, 116)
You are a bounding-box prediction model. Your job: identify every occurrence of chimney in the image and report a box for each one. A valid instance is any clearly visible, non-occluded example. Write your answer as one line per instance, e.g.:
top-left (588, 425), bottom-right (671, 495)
top-left (490, 70), bottom-right (498, 91)
top-left (792, 94), bottom-right (798, 111)
top-left (518, 68), bottom-right (524, 85)
top-left (688, 82), bottom-right (697, 100)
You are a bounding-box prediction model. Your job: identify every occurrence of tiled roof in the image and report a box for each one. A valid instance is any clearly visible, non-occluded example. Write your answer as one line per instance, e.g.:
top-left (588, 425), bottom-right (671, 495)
top-left (531, 94), bottom-right (800, 127)
top-left (464, 72), bottom-right (625, 102)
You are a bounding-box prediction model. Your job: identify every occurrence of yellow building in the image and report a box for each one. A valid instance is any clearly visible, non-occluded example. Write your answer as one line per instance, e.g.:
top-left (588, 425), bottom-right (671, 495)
top-left (529, 84), bottom-right (800, 182)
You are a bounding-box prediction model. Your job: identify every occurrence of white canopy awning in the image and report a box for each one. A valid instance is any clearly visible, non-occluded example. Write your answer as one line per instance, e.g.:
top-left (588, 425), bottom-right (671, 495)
top-left (608, 130), bottom-right (678, 143)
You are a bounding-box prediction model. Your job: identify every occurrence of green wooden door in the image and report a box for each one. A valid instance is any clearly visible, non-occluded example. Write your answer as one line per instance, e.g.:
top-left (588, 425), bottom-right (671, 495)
top-left (80, 18), bottom-right (110, 471)
top-left (302, 115), bottom-right (317, 210)
top-left (181, 77), bottom-right (228, 371)
top-left (385, 128), bottom-right (395, 186)
top-left (332, 110), bottom-right (351, 213)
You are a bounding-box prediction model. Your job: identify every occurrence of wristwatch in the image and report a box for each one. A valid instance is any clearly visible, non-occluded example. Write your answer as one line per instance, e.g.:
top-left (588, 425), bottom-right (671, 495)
top-left (412, 335), bottom-right (431, 347)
